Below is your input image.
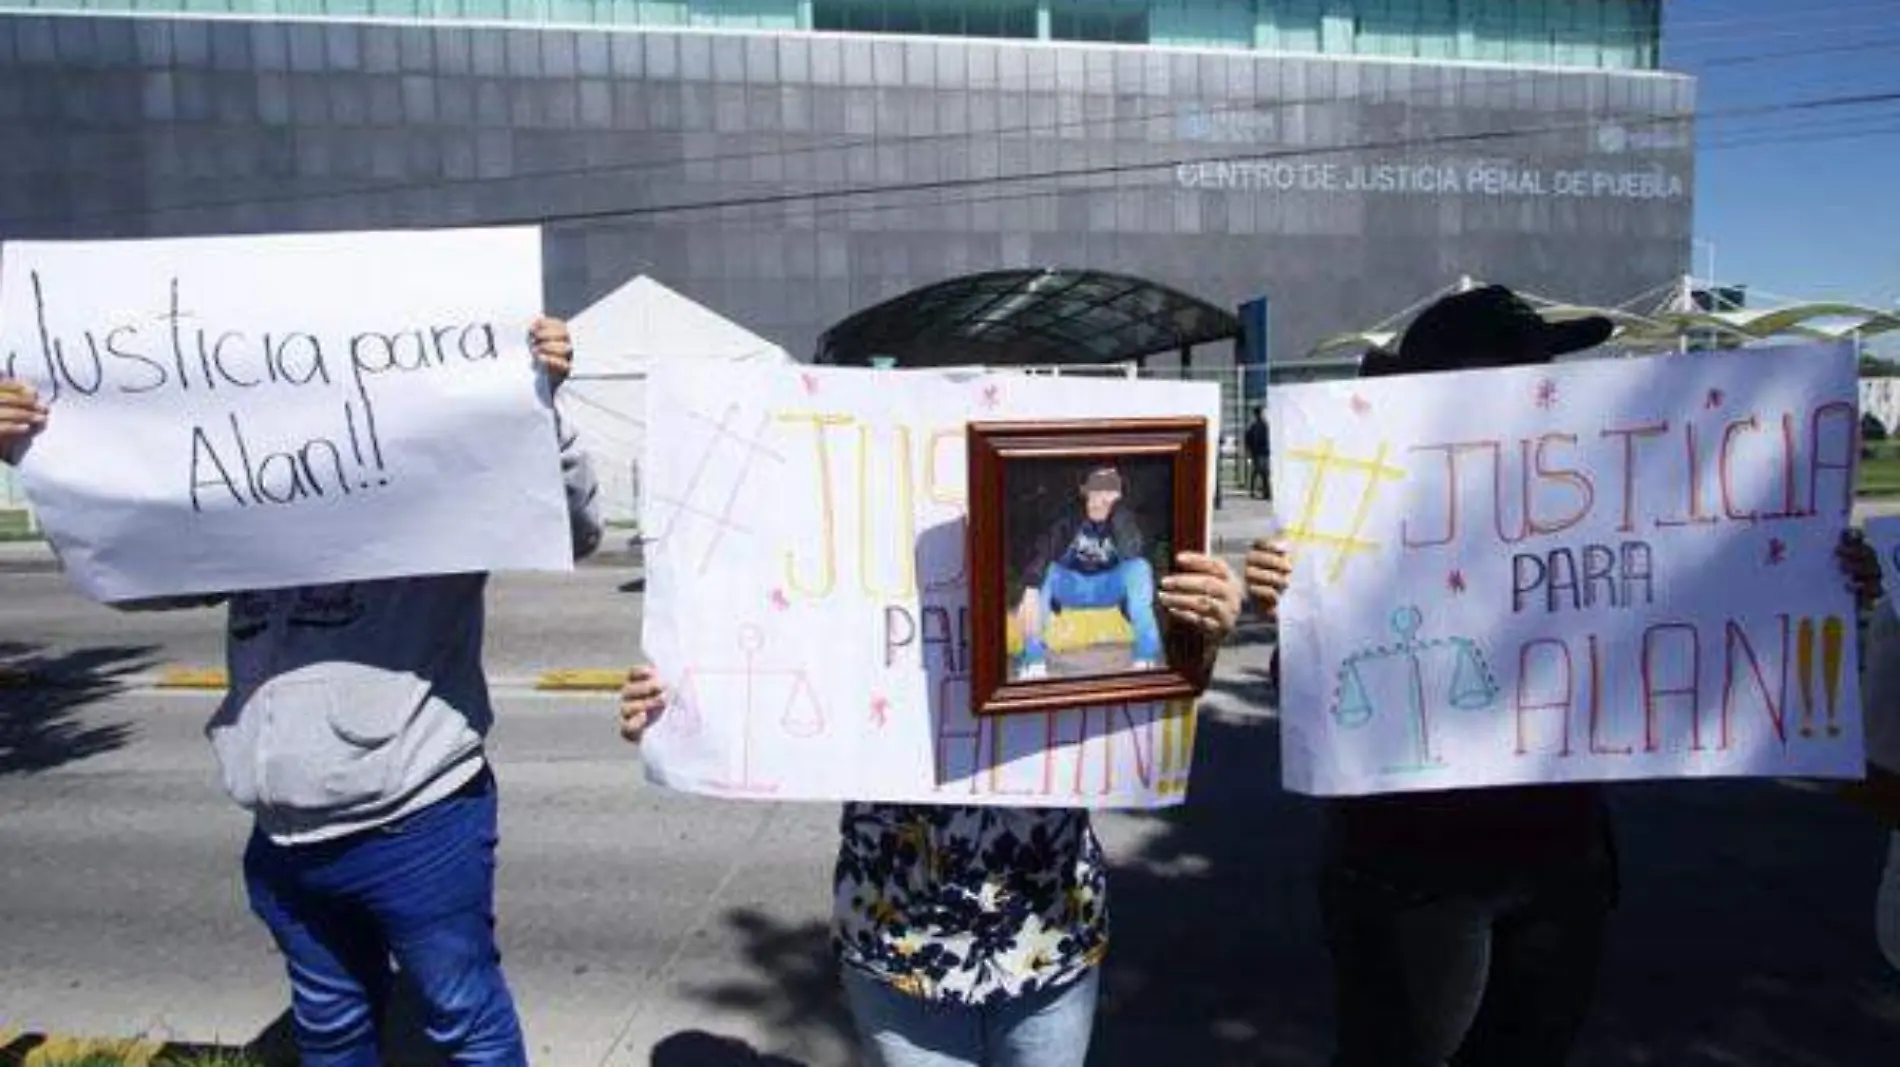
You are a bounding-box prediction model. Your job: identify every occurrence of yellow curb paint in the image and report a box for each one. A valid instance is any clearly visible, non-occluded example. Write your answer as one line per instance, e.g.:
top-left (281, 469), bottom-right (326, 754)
top-left (153, 666), bottom-right (229, 689)
top-left (535, 669), bottom-right (625, 692)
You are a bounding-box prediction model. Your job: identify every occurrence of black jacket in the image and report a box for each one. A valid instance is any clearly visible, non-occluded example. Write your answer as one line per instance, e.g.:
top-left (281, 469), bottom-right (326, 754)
top-left (1244, 419), bottom-right (1269, 458)
top-left (1020, 507), bottom-right (1146, 589)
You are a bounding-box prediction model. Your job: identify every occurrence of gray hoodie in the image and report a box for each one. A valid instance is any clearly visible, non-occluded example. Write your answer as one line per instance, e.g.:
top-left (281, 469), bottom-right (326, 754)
top-left (192, 413), bottom-right (603, 844)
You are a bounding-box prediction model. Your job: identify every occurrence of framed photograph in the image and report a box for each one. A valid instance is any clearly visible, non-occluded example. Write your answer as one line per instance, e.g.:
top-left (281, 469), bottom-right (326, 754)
top-left (967, 417), bottom-right (1212, 717)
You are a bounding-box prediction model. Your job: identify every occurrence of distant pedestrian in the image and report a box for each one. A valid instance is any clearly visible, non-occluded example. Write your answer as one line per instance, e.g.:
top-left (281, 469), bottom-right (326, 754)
top-left (1244, 406), bottom-right (1270, 499)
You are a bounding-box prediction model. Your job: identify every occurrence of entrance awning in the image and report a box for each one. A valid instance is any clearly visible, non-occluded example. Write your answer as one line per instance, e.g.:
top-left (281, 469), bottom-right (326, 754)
top-left (814, 268), bottom-right (1242, 367)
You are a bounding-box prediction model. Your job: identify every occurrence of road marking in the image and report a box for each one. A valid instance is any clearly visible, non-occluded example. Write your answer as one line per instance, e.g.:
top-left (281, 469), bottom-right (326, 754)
top-left (154, 667), bottom-right (228, 689)
top-left (535, 669), bottom-right (627, 692)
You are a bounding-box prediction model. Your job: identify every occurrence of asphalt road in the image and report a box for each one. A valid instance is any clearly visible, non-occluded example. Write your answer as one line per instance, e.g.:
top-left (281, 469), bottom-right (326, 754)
top-left (4, 566), bottom-right (1900, 1066)
top-left (0, 565), bottom-right (649, 684)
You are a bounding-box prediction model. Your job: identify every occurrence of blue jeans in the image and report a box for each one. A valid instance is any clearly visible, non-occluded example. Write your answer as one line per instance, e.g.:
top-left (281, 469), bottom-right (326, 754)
top-left (842, 967), bottom-right (1100, 1067)
top-left (1021, 559), bottom-right (1161, 669)
top-left (243, 767), bottom-right (526, 1067)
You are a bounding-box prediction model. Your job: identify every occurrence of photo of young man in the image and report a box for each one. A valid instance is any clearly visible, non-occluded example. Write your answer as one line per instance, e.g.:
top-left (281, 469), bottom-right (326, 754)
top-left (1010, 461), bottom-right (1171, 681)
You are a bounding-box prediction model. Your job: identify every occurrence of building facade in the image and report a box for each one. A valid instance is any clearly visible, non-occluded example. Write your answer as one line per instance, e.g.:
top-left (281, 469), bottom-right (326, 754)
top-left (0, 1), bottom-right (1692, 365)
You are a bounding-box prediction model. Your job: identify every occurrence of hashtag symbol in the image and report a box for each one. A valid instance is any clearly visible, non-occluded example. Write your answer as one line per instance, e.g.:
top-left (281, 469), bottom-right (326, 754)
top-left (651, 403), bottom-right (784, 574)
top-left (1283, 438), bottom-right (1404, 583)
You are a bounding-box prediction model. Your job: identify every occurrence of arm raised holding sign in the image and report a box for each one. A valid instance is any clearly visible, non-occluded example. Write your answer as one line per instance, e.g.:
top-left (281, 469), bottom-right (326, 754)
top-left (203, 313), bottom-right (596, 1066)
top-left (535, 315), bottom-right (603, 560)
top-left (1260, 287), bottom-right (1891, 1067)
top-left (1838, 530), bottom-right (1900, 974)
top-left (3, 314), bottom-right (595, 1067)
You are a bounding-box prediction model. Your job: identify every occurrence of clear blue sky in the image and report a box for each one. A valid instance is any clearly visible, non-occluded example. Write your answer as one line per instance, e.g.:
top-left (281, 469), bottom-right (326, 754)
top-left (1666, 0), bottom-right (1900, 313)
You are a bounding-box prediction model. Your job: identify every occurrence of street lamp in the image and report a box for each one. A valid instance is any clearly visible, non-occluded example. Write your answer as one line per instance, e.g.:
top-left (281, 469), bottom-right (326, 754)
top-left (1691, 237), bottom-right (1717, 285)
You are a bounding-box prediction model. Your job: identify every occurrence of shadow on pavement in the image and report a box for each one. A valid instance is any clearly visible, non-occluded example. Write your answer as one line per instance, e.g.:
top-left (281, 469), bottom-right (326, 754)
top-left (660, 706), bottom-right (1332, 1065)
top-left (151, 998), bottom-right (444, 1066)
top-left (27, 988), bottom-right (523, 1067)
top-left (0, 1014), bottom-right (299, 1067)
top-left (0, 642), bottom-right (151, 775)
top-left (1095, 710), bottom-right (1331, 1066)
top-left (651, 1030), bottom-right (808, 1066)
top-left (1575, 777), bottom-right (1900, 1067)
top-left (150, 1013), bottom-right (300, 1066)
top-left (675, 908), bottom-right (848, 1065)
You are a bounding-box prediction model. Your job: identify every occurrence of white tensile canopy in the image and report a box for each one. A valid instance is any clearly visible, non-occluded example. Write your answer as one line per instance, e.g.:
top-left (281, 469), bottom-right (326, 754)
top-left (558, 275), bottom-right (791, 525)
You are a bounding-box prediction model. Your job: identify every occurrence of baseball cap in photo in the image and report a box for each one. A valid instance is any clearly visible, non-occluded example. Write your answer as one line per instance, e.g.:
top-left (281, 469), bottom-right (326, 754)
top-left (1372, 284), bottom-right (1615, 376)
top-left (1082, 466), bottom-right (1123, 493)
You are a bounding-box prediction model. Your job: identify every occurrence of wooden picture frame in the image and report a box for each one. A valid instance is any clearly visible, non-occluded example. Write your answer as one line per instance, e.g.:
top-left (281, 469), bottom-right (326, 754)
top-left (967, 417), bottom-right (1212, 717)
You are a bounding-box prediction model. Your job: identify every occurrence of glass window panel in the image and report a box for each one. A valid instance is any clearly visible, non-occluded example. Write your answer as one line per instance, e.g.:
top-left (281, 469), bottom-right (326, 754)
top-left (1149, 0), bottom-right (1249, 50)
top-left (1001, 1), bottom-right (1036, 38)
top-left (965, 1), bottom-right (1001, 37)
top-left (924, 4), bottom-right (962, 34)
top-left (641, 0), bottom-right (688, 24)
top-left (886, 0), bottom-right (923, 34)
top-left (812, 0), bottom-right (846, 30)
top-left (844, 0), bottom-right (881, 32)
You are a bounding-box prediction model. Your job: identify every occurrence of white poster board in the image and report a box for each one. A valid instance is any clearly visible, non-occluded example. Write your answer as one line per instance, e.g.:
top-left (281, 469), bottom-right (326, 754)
top-left (1271, 342), bottom-right (1865, 796)
top-left (0, 229), bottom-right (571, 601)
top-left (640, 363), bottom-right (1219, 807)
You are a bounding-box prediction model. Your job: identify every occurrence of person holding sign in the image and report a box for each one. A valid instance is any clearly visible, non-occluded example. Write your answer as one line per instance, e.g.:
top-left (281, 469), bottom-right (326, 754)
top-left (1848, 580), bottom-right (1900, 974)
top-left (617, 551), bottom-right (1257, 1067)
top-left (0, 317), bottom-right (600, 1067)
top-left (1245, 286), bottom-right (1883, 1067)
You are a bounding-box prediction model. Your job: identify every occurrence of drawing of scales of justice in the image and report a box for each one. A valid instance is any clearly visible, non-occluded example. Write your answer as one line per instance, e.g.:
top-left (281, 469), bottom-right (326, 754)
top-left (665, 625), bottom-right (828, 794)
top-left (1328, 605), bottom-right (1502, 773)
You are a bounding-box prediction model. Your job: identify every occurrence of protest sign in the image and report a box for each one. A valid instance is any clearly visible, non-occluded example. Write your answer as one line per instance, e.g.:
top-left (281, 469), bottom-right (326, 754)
top-left (0, 229), bottom-right (571, 601)
top-left (639, 364), bottom-right (1220, 807)
top-left (1270, 342), bottom-right (1864, 796)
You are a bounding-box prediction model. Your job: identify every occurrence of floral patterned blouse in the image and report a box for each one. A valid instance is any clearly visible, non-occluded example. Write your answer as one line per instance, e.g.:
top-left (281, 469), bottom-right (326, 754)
top-left (831, 802), bottom-right (1109, 1006)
